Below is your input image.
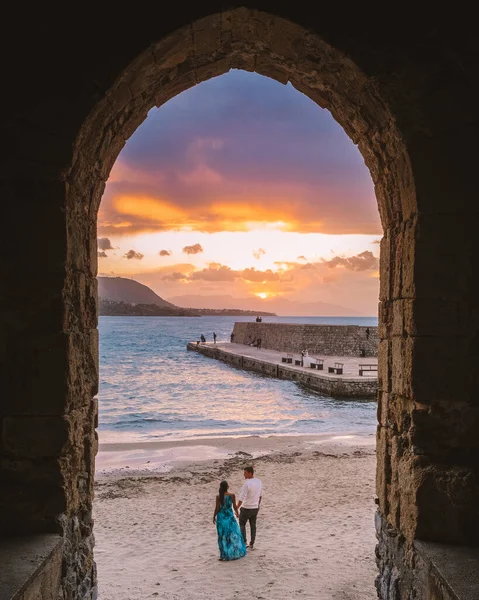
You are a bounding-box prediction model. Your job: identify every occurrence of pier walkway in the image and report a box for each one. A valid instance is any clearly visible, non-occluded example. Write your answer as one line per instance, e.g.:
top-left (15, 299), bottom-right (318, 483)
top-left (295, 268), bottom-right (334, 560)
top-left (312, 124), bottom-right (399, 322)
top-left (187, 341), bottom-right (377, 398)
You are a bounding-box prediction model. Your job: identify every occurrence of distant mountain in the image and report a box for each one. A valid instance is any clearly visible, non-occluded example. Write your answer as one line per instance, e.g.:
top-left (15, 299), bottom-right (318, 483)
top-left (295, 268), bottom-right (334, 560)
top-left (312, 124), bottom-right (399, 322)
top-left (167, 294), bottom-right (360, 316)
top-left (98, 277), bottom-right (175, 308)
top-left (97, 277), bottom-right (276, 317)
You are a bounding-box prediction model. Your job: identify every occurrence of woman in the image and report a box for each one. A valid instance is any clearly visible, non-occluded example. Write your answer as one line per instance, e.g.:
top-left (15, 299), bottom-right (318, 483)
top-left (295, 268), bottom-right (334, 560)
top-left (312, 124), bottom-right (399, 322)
top-left (213, 480), bottom-right (247, 561)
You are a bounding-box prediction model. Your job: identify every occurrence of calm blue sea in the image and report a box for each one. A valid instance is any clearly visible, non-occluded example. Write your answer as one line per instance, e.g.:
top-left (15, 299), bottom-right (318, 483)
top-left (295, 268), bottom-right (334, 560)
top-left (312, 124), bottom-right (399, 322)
top-left (98, 315), bottom-right (378, 443)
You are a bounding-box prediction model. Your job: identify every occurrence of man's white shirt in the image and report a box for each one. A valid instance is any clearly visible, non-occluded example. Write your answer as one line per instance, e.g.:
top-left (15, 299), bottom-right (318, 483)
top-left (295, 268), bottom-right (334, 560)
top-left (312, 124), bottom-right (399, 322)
top-left (239, 477), bottom-right (263, 509)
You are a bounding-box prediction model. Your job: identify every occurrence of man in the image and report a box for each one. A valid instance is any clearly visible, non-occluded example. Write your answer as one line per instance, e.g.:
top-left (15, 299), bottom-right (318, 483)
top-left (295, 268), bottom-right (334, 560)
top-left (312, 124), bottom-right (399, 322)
top-left (213, 331), bottom-right (217, 344)
top-left (237, 465), bottom-right (263, 550)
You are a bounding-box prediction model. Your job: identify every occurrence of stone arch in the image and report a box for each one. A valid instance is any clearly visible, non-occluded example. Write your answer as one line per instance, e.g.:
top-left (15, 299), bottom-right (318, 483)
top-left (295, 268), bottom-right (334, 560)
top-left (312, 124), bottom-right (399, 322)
top-left (3, 7), bottom-right (479, 600)
top-left (68, 11), bottom-right (412, 593)
top-left (72, 9), bottom-right (413, 230)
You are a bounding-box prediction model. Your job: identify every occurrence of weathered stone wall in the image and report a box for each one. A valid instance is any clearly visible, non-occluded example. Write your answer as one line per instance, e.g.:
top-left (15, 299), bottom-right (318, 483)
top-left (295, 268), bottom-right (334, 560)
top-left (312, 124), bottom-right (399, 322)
top-left (232, 323), bottom-right (378, 357)
top-left (187, 343), bottom-right (377, 397)
top-left (0, 535), bottom-right (63, 600)
top-left (375, 513), bottom-right (479, 600)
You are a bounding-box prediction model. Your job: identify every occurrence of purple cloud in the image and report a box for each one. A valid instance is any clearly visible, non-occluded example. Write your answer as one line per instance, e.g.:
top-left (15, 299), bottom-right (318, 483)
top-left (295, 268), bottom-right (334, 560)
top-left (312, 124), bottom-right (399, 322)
top-left (98, 238), bottom-right (114, 250)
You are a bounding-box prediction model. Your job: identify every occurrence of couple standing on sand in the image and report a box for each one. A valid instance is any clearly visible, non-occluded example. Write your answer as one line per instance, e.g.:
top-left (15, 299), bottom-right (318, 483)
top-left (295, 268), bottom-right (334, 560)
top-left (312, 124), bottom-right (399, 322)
top-left (213, 465), bottom-right (263, 561)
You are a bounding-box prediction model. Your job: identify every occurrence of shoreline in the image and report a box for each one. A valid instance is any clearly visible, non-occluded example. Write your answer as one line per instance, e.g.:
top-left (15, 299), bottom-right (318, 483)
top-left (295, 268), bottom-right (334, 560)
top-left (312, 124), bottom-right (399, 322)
top-left (95, 431), bottom-right (376, 478)
top-left (93, 431), bottom-right (378, 600)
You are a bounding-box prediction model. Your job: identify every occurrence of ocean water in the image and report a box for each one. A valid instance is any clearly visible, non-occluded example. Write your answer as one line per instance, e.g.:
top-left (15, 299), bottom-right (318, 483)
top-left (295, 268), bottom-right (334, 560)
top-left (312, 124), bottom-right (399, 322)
top-left (98, 315), bottom-right (378, 443)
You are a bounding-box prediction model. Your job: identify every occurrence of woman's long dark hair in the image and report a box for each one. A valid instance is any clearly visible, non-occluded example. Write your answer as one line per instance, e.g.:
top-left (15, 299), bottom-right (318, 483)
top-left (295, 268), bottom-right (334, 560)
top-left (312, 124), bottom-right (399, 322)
top-left (219, 480), bottom-right (228, 506)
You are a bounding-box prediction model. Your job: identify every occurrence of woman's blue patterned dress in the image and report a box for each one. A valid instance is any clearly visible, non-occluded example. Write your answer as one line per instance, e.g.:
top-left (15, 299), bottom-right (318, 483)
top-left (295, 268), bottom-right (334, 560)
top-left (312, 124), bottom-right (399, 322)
top-left (216, 495), bottom-right (247, 560)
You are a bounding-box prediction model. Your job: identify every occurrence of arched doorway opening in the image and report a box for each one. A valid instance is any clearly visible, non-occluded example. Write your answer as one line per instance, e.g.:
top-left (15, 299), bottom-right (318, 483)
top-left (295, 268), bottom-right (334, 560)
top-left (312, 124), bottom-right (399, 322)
top-left (93, 67), bottom-right (381, 598)
top-left (70, 10), bottom-right (412, 598)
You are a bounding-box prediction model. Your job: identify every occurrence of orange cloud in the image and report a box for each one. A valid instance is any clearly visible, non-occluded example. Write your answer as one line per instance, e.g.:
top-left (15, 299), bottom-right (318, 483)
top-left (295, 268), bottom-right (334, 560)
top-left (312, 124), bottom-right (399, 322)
top-left (189, 266), bottom-right (237, 281)
top-left (242, 268), bottom-right (280, 282)
top-left (161, 272), bottom-right (187, 281)
top-left (127, 254), bottom-right (379, 315)
top-left (322, 251), bottom-right (378, 271)
top-left (183, 243), bottom-right (203, 255)
top-left (98, 179), bottom-right (380, 237)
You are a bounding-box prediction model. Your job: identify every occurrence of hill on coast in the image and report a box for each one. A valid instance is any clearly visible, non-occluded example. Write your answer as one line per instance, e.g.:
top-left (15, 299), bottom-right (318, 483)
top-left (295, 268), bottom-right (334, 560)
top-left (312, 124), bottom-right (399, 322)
top-left (98, 277), bottom-right (175, 308)
top-left (97, 277), bottom-right (275, 317)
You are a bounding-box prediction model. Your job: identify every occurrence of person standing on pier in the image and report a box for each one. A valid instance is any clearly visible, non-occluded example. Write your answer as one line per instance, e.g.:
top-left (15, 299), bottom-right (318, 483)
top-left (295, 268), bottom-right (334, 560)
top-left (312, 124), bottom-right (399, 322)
top-left (213, 332), bottom-right (217, 344)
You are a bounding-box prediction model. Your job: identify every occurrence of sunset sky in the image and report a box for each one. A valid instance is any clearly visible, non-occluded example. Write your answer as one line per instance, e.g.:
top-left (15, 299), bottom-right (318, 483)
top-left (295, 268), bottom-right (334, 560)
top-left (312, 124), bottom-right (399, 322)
top-left (98, 70), bottom-right (381, 315)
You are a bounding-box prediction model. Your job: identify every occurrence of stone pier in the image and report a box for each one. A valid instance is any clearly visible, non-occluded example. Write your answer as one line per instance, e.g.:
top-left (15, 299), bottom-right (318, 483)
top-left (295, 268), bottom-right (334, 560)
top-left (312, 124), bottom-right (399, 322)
top-left (187, 342), bottom-right (377, 398)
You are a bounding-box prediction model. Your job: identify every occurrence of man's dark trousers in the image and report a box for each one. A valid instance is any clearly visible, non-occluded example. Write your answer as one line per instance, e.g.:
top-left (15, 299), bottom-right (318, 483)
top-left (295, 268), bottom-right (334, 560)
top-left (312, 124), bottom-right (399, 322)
top-left (239, 507), bottom-right (259, 545)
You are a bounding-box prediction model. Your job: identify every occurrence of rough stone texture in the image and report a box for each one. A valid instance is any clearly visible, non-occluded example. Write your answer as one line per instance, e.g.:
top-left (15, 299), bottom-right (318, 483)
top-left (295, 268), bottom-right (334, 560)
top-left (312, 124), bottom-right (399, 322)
top-left (375, 512), bottom-right (479, 600)
top-left (232, 323), bottom-right (378, 357)
top-left (0, 535), bottom-right (63, 600)
top-left (187, 342), bottom-right (377, 397)
top-left (2, 5), bottom-right (479, 600)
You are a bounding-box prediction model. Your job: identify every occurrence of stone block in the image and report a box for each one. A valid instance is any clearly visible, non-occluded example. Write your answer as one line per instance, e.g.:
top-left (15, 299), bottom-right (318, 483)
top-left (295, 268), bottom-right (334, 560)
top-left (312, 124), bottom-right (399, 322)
top-left (2, 416), bottom-right (70, 458)
top-left (268, 16), bottom-right (303, 59)
top-left (396, 150), bottom-right (416, 223)
top-left (155, 67), bottom-right (196, 107)
top-left (416, 464), bottom-right (479, 544)
top-left (195, 56), bottom-right (232, 83)
top-left (410, 336), bottom-right (472, 404)
top-left (67, 329), bottom-right (99, 400)
top-left (125, 51), bottom-right (162, 100)
top-left (377, 338), bottom-right (390, 393)
top-left (396, 454), bottom-right (420, 541)
top-left (229, 52), bottom-right (256, 72)
top-left (192, 13), bottom-right (222, 58)
top-left (222, 7), bottom-right (270, 47)
top-left (409, 128), bottom-right (479, 214)
top-left (410, 403), bottom-right (479, 462)
top-left (2, 332), bottom-right (70, 415)
top-left (0, 534), bottom-right (63, 600)
top-left (393, 221), bottom-right (416, 300)
top-left (378, 300), bottom-right (392, 340)
top-left (0, 474), bottom-right (68, 534)
top-left (152, 25), bottom-right (192, 70)
top-left (388, 395), bottom-right (413, 435)
top-left (414, 213), bottom-right (479, 300)
top-left (377, 392), bottom-right (389, 427)
top-left (375, 425), bottom-right (391, 514)
top-left (379, 233), bottom-right (391, 301)
top-left (391, 336), bottom-right (413, 398)
top-left (392, 299), bottom-right (405, 337)
top-left (402, 298), bottom-right (470, 337)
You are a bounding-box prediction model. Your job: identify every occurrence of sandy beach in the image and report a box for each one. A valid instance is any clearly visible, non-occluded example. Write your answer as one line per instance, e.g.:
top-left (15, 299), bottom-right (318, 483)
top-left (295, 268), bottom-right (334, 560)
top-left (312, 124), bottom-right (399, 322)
top-left (93, 433), bottom-right (378, 600)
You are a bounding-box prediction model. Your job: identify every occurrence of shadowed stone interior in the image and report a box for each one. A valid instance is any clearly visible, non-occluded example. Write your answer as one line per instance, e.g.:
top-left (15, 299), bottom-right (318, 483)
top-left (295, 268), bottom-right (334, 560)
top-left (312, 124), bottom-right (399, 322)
top-left (0, 535), bottom-right (63, 600)
top-left (1, 5), bottom-right (478, 599)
